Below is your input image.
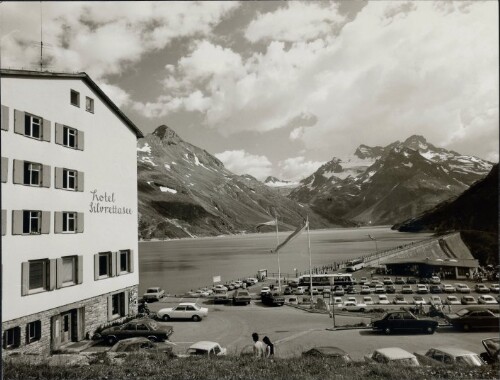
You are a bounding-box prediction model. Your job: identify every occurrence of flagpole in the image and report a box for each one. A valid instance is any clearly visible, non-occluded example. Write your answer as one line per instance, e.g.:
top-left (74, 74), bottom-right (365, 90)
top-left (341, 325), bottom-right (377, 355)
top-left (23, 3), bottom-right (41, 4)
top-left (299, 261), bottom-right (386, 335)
top-left (276, 214), bottom-right (281, 292)
top-left (307, 215), bottom-right (313, 308)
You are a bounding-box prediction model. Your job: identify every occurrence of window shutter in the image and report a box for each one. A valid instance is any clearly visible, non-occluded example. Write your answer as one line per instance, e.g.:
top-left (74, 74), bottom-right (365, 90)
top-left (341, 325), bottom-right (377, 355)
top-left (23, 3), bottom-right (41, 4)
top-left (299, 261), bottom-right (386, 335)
top-left (1, 105), bottom-right (9, 131)
top-left (54, 212), bottom-right (63, 233)
top-left (56, 258), bottom-right (63, 289)
top-left (77, 131), bottom-right (85, 151)
top-left (55, 167), bottom-right (63, 189)
top-left (14, 110), bottom-right (24, 134)
top-left (42, 165), bottom-right (51, 188)
top-left (94, 254), bottom-right (99, 281)
top-left (124, 291), bottom-right (129, 316)
top-left (13, 159), bottom-right (24, 184)
top-left (111, 252), bottom-right (117, 277)
top-left (42, 119), bottom-right (51, 142)
top-left (2, 209), bottom-right (6, 236)
top-left (41, 211), bottom-right (51, 234)
top-left (21, 262), bottom-right (29, 296)
top-left (107, 296), bottom-right (113, 321)
top-left (1, 157), bottom-right (7, 183)
top-left (76, 213), bottom-right (84, 233)
top-left (77, 256), bottom-right (83, 284)
top-left (77, 171), bottom-right (84, 192)
top-left (49, 259), bottom-right (57, 291)
top-left (129, 250), bottom-right (134, 273)
top-left (55, 123), bottom-right (64, 145)
top-left (12, 210), bottom-right (23, 235)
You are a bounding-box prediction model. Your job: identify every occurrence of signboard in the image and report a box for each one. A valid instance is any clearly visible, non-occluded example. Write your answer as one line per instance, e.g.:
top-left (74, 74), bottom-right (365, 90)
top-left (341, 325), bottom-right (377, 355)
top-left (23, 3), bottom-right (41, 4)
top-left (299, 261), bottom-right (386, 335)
top-left (213, 275), bottom-right (221, 283)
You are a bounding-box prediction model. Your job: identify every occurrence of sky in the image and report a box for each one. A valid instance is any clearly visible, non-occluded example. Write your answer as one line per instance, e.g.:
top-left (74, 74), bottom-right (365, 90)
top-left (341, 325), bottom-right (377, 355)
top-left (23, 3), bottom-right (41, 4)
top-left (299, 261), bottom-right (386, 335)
top-left (1, 1), bottom-right (498, 181)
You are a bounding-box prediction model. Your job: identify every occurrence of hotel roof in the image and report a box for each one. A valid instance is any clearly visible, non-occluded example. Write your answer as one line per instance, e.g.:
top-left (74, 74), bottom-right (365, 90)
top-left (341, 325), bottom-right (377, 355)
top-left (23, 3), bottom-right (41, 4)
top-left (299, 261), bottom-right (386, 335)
top-left (0, 69), bottom-right (144, 138)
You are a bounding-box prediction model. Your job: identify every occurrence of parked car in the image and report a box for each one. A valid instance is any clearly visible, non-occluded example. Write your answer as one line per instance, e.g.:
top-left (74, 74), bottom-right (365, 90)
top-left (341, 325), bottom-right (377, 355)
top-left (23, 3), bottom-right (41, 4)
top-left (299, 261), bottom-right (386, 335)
top-left (358, 277), bottom-right (368, 285)
top-left (371, 310), bottom-right (438, 335)
top-left (334, 286), bottom-right (345, 296)
top-left (158, 302), bottom-right (208, 322)
top-left (332, 297), bottom-right (343, 307)
top-left (385, 285), bottom-right (396, 294)
top-left (233, 289), bottom-right (252, 305)
top-left (456, 283), bottom-right (471, 293)
top-left (286, 296), bottom-right (298, 305)
top-left (412, 296), bottom-right (427, 305)
top-left (429, 295), bottom-right (442, 305)
top-left (363, 296), bottom-right (374, 305)
top-left (442, 284), bottom-right (456, 293)
top-left (416, 284), bottom-right (429, 294)
top-left (475, 284), bottom-right (490, 293)
top-left (414, 346), bottom-right (484, 366)
top-left (478, 295), bottom-right (498, 305)
top-left (99, 319), bottom-right (173, 345)
top-left (393, 295), bottom-right (408, 305)
top-left (383, 277), bottom-right (393, 285)
top-left (406, 277), bottom-right (418, 284)
top-left (109, 337), bottom-right (174, 355)
top-left (310, 287), bottom-right (319, 295)
top-left (199, 287), bottom-right (213, 295)
top-left (377, 295), bottom-right (390, 305)
top-left (212, 289), bottom-right (229, 303)
top-left (143, 287), bottom-right (165, 302)
top-left (213, 284), bottom-right (228, 292)
top-left (430, 276), bottom-right (441, 284)
top-left (480, 337), bottom-right (500, 364)
top-left (303, 346), bottom-right (352, 362)
top-left (445, 306), bottom-right (500, 331)
top-left (445, 295), bottom-right (461, 305)
top-left (489, 284), bottom-right (500, 293)
top-left (369, 281), bottom-right (384, 288)
top-left (346, 285), bottom-right (358, 294)
top-left (394, 277), bottom-right (406, 285)
top-left (374, 285), bottom-right (386, 294)
top-left (246, 278), bottom-right (259, 286)
top-left (262, 292), bottom-right (285, 306)
top-left (232, 281), bottom-right (243, 289)
top-left (341, 298), bottom-right (367, 312)
top-left (294, 286), bottom-right (306, 295)
top-left (461, 295), bottom-right (478, 305)
top-left (360, 285), bottom-right (371, 294)
top-left (402, 285), bottom-right (413, 294)
top-left (260, 287), bottom-right (271, 295)
top-left (430, 285), bottom-right (442, 294)
top-left (283, 286), bottom-right (292, 295)
top-left (365, 347), bottom-right (419, 366)
top-left (184, 341), bottom-right (227, 357)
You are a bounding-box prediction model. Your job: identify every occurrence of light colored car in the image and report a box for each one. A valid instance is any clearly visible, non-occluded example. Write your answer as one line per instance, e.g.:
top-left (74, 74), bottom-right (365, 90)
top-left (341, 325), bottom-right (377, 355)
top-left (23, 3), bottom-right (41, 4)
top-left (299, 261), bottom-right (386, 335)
top-left (246, 278), bottom-right (259, 285)
top-left (443, 284), bottom-right (456, 293)
top-left (416, 284), bottom-right (429, 294)
top-left (430, 295), bottom-right (442, 305)
top-left (413, 296), bottom-right (427, 305)
top-left (184, 341), bottom-right (227, 357)
top-left (374, 285), bottom-right (386, 294)
top-left (286, 296), bottom-right (298, 305)
top-left (383, 277), bottom-right (393, 285)
top-left (430, 276), bottom-right (441, 284)
top-left (455, 283), bottom-right (471, 293)
top-left (360, 285), bottom-right (371, 294)
top-left (446, 295), bottom-right (461, 305)
top-left (143, 287), bottom-right (165, 302)
top-left (365, 347), bottom-right (419, 366)
top-left (213, 284), bottom-right (228, 292)
top-left (199, 287), bottom-right (213, 295)
top-left (260, 287), bottom-right (271, 295)
top-left (377, 295), bottom-right (390, 305)
top-left (489, 284), bottom-right (500, 293)
top-left (333, 286), bottom-right (345, 296)
top-left (363, 296), bottom-right (374, 305)
top-left (295, 286), bottom-right (307, 295)
top-left (478, 295), bottom-right (498, 304)
top-left (402, 285), bottom-right (413, 294)
top-left (232, 281), bottom-right (243, 289)
top-left (359, 277), bottom-right (368, 285)
top-left (341, 299), bottom-right (367, 312)
top-left (393, 295), bottom-right (408, 304)
top-left (475, 284), bottom-right (490, 293)
top-left (157, 302), bottom-right (208, 322)
top-left (415, 346), bottom-right (484, 367)
top-left (461, 295), bottom-right (477, 305)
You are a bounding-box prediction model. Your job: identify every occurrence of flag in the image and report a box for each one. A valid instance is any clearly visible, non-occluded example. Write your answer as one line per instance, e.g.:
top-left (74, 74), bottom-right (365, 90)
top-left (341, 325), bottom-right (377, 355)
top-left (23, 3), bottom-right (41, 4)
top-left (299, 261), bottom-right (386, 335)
top-left (272, 219), bottom-right (308, 253)
top-left (213, 275), bottom-right (221, 283)
top-left (256, 220), bottom-right (277, 230)
top-left (368, 235), bottom-right (376, 240)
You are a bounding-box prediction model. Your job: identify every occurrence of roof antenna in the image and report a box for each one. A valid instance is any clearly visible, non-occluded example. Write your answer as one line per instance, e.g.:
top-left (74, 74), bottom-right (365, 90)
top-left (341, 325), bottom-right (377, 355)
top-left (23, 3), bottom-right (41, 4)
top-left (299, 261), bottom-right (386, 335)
top-left (39, 1), bottom-right (44, 71)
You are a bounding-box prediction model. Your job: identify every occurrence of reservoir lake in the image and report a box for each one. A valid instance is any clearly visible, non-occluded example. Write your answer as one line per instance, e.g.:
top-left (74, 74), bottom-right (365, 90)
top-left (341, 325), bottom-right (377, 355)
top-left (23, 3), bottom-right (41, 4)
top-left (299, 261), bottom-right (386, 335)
top-left (138, 227), bottom-right (432, 295)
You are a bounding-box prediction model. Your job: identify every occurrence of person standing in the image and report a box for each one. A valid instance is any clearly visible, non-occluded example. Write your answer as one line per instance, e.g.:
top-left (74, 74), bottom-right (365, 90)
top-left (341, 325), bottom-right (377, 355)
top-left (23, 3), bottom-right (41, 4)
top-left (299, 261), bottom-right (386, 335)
top-left (262, 336), bottom-right (274, 358)
top-left (252, 333), bottom-right (265, 358)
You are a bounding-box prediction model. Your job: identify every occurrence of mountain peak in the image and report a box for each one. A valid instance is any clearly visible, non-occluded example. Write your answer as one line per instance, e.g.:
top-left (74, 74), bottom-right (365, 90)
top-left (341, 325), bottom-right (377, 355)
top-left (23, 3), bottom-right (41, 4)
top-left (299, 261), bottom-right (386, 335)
top-left (153, 125), bottom-right (182, 144)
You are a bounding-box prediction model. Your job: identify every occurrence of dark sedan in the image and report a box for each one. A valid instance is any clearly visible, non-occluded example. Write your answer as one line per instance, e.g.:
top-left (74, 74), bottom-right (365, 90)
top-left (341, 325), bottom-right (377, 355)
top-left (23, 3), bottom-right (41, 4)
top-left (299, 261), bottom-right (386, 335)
top-left (98, 319), bottom-right (173, 345)
top-left (445, 307), bottom-right (500, 332)
top-left (302, 346), bottom-right (352, 363)
top-left (371, 310), bottom-right (438, 335)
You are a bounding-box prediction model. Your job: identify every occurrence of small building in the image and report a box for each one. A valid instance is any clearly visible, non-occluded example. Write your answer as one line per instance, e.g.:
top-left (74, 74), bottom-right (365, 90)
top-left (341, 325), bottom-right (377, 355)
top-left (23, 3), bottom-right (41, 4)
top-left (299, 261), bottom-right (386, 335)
top-left (1, 69), bottom-right (143, 355)
top-left (380, 233), bottom-right (479, 280)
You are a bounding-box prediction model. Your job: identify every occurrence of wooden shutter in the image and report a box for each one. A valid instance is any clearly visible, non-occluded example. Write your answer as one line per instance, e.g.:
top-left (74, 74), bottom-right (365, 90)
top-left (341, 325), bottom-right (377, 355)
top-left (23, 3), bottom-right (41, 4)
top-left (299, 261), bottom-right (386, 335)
top-left (76, 307), bottom-right (85, 340)
top-left (13, 159), bottom-right (24, 184)
top-left (54, 212), bottom-right (63, 233)
top-left (129, 250), bottom-right (134, 273)
top-left (2, 209), bottom-right (6, 236)
top-left (41, 211), bottom-right (50, 234)
top-left (21, 262), bottom-right (29, 296)
top-left (115, 251), bottom-right (121, 277)
top-left (107, 296), bottom-right (113, 321)
top-left (49, 259), bottom-right (57, 291)
top-left (111, 252), bottom-right (117, 277)
top-left (77, 130), bottom-right (84, 151)
top-left (14, 110), bottom-right (24, 134)
top-left (55, 123), bottom-right (64, 145)
top-left (42, 119), bottom-right (51, 142)
top-left (77, 171), bottom-right (84, 192)
top-left (77, 256), bottom-right (83, 284)
top-left (12, 210), bottom-right (23, 235)
top-left (42, 165), bottom-right (51, 188)
top-left (76, 213), bottom-right (84, 233)
top-left (1, 105), bottom-right (8, 131)
top-left (56, 258), bottom-right (63, 289)
top-left (94, 254), bottom-right (99, 281)
top-left (55, 167), bottom-right (63, 189)
top-left (124, 291), bottom-right (129, 316)
top-left (1, 157), bottom-right (7, 183)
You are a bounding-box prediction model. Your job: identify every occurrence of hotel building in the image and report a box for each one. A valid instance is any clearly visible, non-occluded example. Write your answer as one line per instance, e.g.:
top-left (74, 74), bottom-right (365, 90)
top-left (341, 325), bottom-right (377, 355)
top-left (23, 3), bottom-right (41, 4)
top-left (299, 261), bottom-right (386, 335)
top-left (1, 69), bottom-right (143, 354)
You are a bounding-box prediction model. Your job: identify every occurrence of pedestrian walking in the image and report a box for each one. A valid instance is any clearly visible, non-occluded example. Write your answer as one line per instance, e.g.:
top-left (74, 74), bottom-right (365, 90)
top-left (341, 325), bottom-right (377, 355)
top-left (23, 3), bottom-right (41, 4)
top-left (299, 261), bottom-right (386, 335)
top-left (252, 332), bottom-right (265, 358)
top-left (262, 336), bottom-right (274, 358)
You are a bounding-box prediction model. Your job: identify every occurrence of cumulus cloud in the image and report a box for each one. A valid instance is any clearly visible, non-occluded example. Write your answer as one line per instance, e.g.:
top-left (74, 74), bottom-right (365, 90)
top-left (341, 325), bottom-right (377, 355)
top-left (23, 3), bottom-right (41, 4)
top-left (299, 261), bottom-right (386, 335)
top-left (278, 157), bottom-right (326, 182)
top-left (215, 150), bottom-right (272, 180)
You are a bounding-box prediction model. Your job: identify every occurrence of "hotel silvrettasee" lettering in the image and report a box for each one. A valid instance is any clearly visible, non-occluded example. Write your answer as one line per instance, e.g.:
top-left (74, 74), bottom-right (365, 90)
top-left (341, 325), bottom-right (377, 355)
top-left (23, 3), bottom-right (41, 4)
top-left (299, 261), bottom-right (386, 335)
top-left (89, 189), bottom-right (132, 215)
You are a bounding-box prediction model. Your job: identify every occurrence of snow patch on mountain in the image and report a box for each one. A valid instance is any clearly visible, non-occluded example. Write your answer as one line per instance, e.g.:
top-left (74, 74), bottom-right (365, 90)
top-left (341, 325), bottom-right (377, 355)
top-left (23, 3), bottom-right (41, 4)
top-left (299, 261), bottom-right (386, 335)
top-left (137, 143), bottom-right (151, 153)
top-left (160, 186), bottom-right (177, 194)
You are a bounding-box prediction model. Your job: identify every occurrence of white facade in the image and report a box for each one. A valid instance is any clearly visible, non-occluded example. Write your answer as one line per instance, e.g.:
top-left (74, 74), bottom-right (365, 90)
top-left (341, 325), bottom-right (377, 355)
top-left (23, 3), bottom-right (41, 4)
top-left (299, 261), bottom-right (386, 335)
top-left (1, 70), bottom-right (141, 352)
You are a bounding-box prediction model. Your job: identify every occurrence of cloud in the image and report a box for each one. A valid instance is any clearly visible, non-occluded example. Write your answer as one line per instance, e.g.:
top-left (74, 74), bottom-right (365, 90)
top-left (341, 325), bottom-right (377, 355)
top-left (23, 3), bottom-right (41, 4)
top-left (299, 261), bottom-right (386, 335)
top-left (245, 2), bottom-right (345, 43)
top-left (215, 150), bottom-right (272, 180)
top-left (278, 157), bottom-right (326, 182)
top-left (98, 82), bottom-right (131, 108)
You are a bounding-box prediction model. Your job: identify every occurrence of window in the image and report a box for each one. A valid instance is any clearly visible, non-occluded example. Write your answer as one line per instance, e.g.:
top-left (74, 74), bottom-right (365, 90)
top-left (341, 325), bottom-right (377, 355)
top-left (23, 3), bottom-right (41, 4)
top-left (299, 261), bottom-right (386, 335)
top-left (3, 327), bottom-right (21, 349)
top-left (63, 126), bottom-right (77, 148)
top-left (55, 167), bottom-right (84, 191)
top-left (98, 252), bottom-right (111, 278)
top-left (71, 90), bottom-right (80, 107)
top-left (26, 321), bottom-right (42, 344)
top-left (24, 113), bottom-right (42, 139)
top-left (85, 97), bottom-right (94, 113)
top-left (23, 162), bottom-right (42, 186)
top-left (29, 259), bottom-right (49, 291)
top-left (119, 250), bottom-right (130, 273)
top-left (63, 212), bottom-right (76, 232)
top-left (62, 256), bottom-right (76, 285)
top-left (23, 210), bottom-right (41, 234)
top-left (63, 169), bottom-right (77, 190)
top-left (112, 293), bottom-right (124, 317)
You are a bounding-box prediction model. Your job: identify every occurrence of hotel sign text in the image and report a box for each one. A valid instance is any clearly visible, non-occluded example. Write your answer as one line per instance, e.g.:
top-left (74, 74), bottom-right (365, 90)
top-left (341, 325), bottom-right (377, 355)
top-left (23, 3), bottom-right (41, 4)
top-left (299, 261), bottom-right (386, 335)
top-left (89, 189), bottom-right (132, 215)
